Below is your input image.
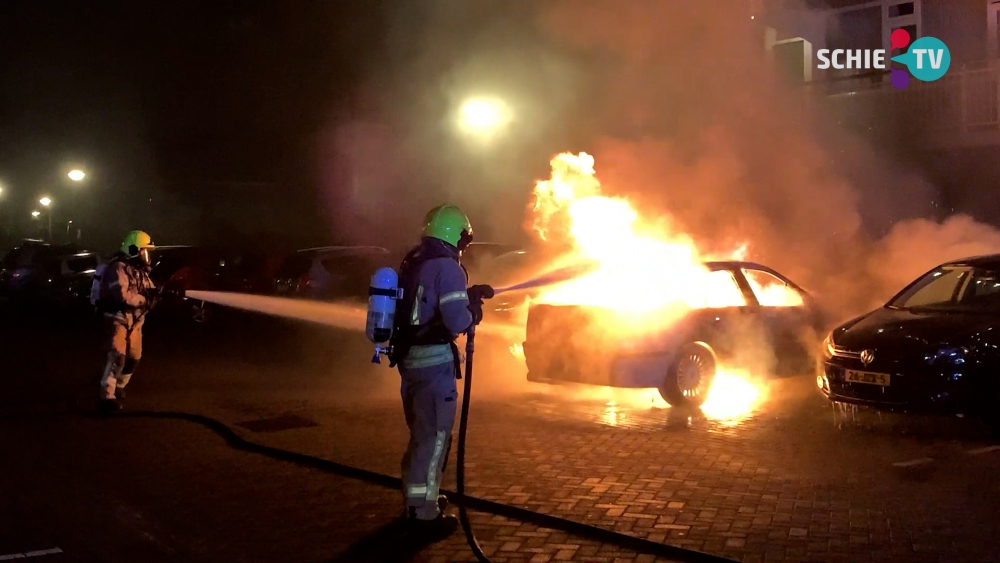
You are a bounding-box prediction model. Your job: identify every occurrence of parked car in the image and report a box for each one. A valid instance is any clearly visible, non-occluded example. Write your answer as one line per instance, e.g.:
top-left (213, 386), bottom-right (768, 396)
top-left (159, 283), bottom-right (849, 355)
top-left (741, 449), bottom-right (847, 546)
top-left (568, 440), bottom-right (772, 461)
top-left (522, 261), bottom-right (823, 407)
top-left (1, 240), bottom-right (100, 310)
top-left (149, 245), bottom-right (279, 322)
top-left (819, 254), bottom-right (1000, 425)
top-left (274, 246), bottom-right (393, 301)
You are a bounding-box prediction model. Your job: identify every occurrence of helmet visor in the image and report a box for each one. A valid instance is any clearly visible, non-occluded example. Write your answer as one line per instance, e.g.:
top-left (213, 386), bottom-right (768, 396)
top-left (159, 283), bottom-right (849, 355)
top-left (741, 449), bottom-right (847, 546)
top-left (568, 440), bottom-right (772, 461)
top-left (457, 229), bottom-right (473, 252)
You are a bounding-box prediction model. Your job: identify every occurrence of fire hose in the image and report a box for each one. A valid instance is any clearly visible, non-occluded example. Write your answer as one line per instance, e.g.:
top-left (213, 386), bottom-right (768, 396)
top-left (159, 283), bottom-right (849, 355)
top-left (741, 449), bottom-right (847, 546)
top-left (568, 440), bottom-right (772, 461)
top-left (456, 326), bottom-right (490, 562)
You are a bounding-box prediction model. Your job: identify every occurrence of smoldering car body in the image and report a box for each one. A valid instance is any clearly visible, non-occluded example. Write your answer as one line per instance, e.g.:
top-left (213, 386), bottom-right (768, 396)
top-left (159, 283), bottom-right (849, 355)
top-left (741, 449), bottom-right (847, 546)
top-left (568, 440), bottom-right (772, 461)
top-left (523, 261), bottom-right (823, 407)
top-left (819, 254), bottom-right (1000, 418)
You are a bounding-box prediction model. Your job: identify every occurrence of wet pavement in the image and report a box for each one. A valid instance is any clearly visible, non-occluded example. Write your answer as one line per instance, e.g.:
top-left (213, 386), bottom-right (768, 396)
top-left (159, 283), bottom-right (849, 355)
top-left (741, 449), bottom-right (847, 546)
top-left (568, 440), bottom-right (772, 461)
top-left (3, 307), bottom-right (1000, 562)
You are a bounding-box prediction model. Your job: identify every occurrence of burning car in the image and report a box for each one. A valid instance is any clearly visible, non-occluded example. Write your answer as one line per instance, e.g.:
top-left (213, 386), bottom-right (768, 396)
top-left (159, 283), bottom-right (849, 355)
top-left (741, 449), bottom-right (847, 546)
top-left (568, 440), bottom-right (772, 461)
top-left (512, 151), bottom-right (832, 411)
top-left (819, 254), bottom-right (1000, 424)
top-left (523, 261), bottom-right (821, 407)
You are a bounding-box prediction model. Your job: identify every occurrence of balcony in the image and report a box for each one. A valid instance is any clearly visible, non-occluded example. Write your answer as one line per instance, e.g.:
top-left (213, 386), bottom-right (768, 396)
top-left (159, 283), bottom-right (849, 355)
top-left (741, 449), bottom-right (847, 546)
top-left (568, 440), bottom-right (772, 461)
top-left (807, 60), bottom-right (1000, 148)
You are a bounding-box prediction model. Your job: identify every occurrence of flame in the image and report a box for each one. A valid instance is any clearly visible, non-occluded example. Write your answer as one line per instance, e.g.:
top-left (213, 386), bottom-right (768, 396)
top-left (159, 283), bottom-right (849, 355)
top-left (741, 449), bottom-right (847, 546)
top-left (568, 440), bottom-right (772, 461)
top-left (746, 276), bottom-right (803, 307)
top-left (526, 152), bottom-right (792, 421)
top-left (731, 242), bottom-right (749, 261)
top-left (699, 368), bottom-right (765, 425)
top-left (530, 154), bottom-right (733, 326)
top-left (509, 342), bottom-right (525, 361)
top-left (528, 153), bottom-right (802, 333)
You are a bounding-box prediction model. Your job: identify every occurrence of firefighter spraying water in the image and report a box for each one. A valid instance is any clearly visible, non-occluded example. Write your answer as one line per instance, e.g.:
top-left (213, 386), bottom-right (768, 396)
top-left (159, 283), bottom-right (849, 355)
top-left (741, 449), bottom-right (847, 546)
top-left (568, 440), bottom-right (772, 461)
top-left (362, 204), bottom-right (492, 543)
top-left (361, 205), bottom-right (597, 559)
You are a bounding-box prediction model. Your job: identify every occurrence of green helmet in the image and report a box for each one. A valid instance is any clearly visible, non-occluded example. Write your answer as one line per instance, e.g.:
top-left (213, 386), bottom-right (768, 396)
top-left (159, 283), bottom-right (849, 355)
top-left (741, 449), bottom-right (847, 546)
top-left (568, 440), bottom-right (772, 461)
top-left (121, 230), bottom-right (155, 256)
top-left (422, 204), bottom-right (473, 249)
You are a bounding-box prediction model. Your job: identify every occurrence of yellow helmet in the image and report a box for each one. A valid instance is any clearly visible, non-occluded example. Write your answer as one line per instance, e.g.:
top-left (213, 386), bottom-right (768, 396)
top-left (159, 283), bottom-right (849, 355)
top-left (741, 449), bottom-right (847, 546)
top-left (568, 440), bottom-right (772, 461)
top-left (121, 230), bottom-right (155, 256)
top-left (422, 204), bottom-right (473, 250)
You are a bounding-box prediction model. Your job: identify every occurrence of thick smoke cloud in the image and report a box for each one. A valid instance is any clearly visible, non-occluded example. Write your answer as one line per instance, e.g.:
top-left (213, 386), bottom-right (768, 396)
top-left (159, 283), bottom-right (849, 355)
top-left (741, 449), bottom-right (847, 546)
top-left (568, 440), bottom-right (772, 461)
top-left (536, 0), bottom-right (1000, 319)
top-left (339, 0), bottom-right (1000, 323)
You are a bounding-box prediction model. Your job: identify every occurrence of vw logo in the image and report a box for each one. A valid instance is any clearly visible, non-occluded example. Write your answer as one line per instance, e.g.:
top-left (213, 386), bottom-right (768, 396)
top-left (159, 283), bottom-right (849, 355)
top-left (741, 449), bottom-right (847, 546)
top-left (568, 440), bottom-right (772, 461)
top-left (860, 349), bottom-right (875, 366)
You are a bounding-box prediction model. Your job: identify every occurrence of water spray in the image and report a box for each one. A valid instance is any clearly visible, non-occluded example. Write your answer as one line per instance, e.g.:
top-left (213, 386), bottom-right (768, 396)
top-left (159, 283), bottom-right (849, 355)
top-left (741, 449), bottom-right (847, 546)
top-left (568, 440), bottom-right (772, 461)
top-left (491, 261), bottom-right (598, 295)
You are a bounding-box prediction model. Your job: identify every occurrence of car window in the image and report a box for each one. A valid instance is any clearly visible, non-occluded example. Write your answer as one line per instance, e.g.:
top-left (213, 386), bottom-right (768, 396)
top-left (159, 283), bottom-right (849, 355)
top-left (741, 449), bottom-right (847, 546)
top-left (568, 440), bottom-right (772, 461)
top-left (702, 270), bottom-right (746, 308)
top-left (277, 256), bottom-right (311, 278)
top-left (957, 270), bottom-right (1000, 309)
top-left (66, 255), bottom-right (99, 273)
top-left (742, 269), bottom-right (804, 307)
top-left (321, 255), bottom-right (378, 275)
top-left (1, 249), bottom-right (19, 268)
top-left (892, 267), bottom-right (968, 308)
top-left (9, 248), bottom-right (37, 268)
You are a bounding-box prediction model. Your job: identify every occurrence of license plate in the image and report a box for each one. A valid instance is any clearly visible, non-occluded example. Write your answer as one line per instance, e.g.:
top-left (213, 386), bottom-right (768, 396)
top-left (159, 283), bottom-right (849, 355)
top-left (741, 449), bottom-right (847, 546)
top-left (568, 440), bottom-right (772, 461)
top-left (844, 369), bottom-right (890, 386)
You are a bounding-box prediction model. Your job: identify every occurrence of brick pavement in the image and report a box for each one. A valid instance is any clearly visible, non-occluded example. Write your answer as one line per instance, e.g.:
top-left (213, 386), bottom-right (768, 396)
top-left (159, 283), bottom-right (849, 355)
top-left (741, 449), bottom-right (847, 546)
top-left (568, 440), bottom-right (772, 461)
top-left (135, 376), bottom-right (1000, 563)
top-left (0, 413), bottom-right (681, 563)
top-left (7, 311), bottom-right (1000, 562)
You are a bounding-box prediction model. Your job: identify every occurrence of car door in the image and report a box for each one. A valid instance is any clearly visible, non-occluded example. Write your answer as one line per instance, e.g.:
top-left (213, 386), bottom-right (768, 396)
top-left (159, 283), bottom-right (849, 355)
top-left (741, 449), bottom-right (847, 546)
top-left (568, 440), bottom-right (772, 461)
top-left (693, 268), bottom-right (761, 357)
top-left (738, 267), bottom-right (813, 373)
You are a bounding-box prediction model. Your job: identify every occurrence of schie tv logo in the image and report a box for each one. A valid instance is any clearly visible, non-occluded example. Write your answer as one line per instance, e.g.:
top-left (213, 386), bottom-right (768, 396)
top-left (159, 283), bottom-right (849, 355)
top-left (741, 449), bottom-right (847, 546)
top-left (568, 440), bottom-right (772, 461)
top-left (816, 29), bottom-right (951, 89)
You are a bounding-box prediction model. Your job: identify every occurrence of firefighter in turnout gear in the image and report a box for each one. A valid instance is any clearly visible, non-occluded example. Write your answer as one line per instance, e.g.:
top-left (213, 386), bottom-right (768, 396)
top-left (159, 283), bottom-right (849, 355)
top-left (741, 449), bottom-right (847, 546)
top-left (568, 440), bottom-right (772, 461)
top-left (95, 230), bottom-right (157, 412)
top-left (390, 204), bottom-right (493, 540)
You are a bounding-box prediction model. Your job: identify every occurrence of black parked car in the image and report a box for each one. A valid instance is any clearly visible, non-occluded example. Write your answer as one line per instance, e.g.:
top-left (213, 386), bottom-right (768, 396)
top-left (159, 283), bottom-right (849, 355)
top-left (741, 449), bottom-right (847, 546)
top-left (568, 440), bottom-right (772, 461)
top-left (523, 261), bottom-right (823, 407)
top-left (819, 254), bottom-right (1000, 422)
top-left (1, 240), bottom-right (101, 310)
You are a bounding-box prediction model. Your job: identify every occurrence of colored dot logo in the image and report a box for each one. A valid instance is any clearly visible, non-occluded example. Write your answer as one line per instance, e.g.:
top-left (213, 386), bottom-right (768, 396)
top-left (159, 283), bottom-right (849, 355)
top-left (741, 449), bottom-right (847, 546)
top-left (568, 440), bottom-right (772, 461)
top-left (888, 29), bottom-right (951, 89)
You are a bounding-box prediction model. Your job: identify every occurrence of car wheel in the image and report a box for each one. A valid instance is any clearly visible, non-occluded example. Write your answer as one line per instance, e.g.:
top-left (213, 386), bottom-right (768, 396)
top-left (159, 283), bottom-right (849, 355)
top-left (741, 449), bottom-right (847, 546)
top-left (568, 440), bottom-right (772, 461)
top-left (191, 300), bottom-right (213, 323)
top-left (659, 342), bottom-right (717, 408)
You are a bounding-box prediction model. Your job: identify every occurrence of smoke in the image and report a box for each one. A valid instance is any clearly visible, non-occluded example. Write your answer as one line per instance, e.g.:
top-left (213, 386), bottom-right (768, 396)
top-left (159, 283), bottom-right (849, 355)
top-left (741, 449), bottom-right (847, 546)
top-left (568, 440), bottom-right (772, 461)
top-left (534, 0), bottom-right (1000, 320)
top-left (319, 0), bottom-right (589, 248)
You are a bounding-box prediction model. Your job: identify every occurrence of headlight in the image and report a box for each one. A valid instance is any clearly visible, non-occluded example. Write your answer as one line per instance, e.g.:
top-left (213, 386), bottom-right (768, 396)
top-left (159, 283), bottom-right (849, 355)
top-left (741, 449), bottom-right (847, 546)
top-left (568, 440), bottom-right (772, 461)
top-left (822, 332), bottom-right (836, 358)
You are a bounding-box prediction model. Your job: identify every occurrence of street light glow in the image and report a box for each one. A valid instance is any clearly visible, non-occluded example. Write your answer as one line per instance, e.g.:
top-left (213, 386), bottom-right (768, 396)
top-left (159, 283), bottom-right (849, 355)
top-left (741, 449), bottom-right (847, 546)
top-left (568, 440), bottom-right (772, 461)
top-left (457, 97), bottom-right (511, 138)
top-left (39, 197), bottom-right (52, 206)
top-left (31, 210), bottom-right (41, 218)
top-left (68, 170), bottom-right (86, 181)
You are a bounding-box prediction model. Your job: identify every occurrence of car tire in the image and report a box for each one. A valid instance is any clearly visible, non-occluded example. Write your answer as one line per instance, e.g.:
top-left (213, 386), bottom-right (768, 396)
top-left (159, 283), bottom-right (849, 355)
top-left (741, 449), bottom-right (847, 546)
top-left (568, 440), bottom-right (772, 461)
top-left (659, 341), bottom-right (717, 408)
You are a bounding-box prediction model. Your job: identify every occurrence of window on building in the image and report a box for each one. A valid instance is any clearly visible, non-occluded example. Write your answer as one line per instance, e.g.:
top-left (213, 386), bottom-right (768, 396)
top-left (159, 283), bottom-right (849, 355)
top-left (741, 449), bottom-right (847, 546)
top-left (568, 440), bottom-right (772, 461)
top-left (889, 2), bottom-right (915, 18)
top-left (989, 1), bottom-right (1000, 58)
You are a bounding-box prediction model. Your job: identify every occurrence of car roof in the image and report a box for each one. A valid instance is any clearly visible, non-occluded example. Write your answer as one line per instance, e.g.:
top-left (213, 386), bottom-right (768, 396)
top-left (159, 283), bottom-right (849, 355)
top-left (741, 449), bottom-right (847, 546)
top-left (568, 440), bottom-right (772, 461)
top-left (704, 260), bottom-right (776, 273)
top-left (467, 242), bottom-right (512, 248)
top-left (941, 254), bottom-right (1000, 268)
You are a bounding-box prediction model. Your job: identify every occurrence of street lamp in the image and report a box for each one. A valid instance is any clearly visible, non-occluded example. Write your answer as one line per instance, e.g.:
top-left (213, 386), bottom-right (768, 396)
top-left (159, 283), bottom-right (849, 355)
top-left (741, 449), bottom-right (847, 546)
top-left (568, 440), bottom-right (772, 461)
top-left (39, 197), bottom-right (52, 241)
top-left (31, 210), bottom-right (40, 218)
top-left (456, 96), bottom-right (512, 141)
top-left (68, 169), bottom-right (86, 182)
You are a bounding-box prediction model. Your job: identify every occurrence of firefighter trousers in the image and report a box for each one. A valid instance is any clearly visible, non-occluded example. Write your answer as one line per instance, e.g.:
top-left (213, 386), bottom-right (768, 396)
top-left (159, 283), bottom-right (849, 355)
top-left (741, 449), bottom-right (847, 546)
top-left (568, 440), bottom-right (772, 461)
top-left (399, 359), bottom-right (458, 520)
top-left (100, 311), bottom-right (145, 400)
